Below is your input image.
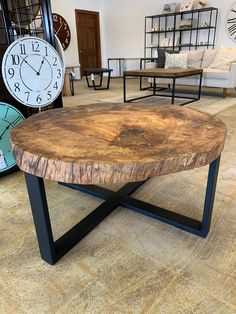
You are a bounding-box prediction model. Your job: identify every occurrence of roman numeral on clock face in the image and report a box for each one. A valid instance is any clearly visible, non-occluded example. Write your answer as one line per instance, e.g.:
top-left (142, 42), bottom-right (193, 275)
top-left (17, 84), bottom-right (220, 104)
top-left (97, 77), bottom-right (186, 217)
top-left (227, 18), bottom-right (236, 23)
top-left (228, 23), bottom-right (236, 35)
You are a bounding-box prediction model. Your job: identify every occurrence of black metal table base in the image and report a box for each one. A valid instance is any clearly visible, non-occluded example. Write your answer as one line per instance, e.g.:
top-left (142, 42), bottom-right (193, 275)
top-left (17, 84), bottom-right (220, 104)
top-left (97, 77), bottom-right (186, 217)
top-left (124, 72), bottom-right (203, 105)
top-left (24, 157), bottom-right (220, 265)
top-left (85, 69), bottom-right (112, 90)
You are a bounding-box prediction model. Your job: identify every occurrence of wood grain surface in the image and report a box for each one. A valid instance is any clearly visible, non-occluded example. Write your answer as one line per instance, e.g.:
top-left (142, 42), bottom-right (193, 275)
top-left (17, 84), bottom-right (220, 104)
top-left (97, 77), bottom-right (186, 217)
top-left (10, 103), bottom-right (226, 184)
top-left (124, 68), bottom-right (203, 78)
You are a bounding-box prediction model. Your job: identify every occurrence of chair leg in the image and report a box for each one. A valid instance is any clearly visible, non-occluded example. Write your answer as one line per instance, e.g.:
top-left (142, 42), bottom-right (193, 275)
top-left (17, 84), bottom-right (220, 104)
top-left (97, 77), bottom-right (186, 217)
top-left (223, 88), bottom-right (227, 98)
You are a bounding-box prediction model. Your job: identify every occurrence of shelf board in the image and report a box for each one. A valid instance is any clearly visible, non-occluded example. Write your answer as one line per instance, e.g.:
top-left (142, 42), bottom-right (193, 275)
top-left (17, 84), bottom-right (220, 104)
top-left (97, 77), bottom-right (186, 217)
top-left (145, 7), bottom-right (218, 19)
top-left (146, 26), bottom-right (216, 34)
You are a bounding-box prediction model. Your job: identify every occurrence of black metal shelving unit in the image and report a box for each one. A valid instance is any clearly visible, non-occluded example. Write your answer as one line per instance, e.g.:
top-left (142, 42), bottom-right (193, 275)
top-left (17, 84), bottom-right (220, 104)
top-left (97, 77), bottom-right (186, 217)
top-left (144, 7), bottom-right (218, 58)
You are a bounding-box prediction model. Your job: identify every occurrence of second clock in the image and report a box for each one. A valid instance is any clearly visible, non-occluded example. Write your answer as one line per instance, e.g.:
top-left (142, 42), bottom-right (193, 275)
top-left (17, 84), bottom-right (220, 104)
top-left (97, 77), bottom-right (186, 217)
top-left (53, 13), bottom-right (71, 50)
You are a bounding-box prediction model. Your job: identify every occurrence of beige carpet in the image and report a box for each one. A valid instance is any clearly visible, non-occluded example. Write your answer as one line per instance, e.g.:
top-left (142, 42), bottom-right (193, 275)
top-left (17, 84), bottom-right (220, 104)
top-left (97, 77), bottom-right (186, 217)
top-left (1, 79), bottom-right (236, 313)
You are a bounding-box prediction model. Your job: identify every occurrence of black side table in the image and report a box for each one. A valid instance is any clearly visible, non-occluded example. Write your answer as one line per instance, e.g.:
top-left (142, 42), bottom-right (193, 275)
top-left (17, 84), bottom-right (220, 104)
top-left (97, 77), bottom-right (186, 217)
top-left (84, 68), bottom-right (113, 90)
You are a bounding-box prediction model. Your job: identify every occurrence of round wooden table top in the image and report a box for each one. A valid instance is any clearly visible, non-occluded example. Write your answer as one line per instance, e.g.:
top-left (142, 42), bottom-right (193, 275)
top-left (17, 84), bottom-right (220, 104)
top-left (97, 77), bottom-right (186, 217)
top-left (10, 103), bottom-right (227, 184)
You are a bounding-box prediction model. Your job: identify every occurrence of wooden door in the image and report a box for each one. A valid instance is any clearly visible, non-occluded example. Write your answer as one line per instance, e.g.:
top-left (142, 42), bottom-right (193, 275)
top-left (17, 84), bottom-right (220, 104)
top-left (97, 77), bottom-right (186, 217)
top-left (75, 9), bottom-right (101, 76)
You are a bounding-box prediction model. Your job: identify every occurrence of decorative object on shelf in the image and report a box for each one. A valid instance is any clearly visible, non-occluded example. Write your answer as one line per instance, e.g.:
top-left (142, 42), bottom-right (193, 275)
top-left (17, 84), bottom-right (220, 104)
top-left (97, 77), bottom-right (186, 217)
top-left (52, 13), bottom-right (71, 50)
top-left (7, 0), bottom-right (40, 26)
top-left (180, 0), bottom-right (194, 12)
top-left (163, 4), bottom-right (172, 14)
top-left (168, 38), bottom-right (174, 46)
top-left (179, 19), bottom-right (193, 29)
top-left (226, 2), bottom-right (236, 42)
top-left (0, 102), bottom-right (25, 174)
top-left (201, 22), bottom-right (209, 27)
top-left (160, 38), bottom-right (170, 47)
top-left (175, 36), bottom-right (180, 46)
top-left (163, 3), bottom-right (177, 13)
top-left (2, 36), bottom-right (64, 108)
top-left (194, 1), bottom-right (207, 9)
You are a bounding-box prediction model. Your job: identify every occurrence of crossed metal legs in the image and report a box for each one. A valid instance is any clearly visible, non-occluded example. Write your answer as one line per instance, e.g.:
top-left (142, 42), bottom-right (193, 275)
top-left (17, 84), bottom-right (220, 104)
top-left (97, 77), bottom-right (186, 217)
top-left (24, 157), bottom-right (220, 265)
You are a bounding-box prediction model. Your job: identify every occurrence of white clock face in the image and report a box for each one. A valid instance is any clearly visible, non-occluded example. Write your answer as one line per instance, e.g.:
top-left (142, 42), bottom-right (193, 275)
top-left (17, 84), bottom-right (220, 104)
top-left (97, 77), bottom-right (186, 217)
top-left (227, 2), bottom-right (236, 41)
top-left (2, 36), bottom-right (64, 108)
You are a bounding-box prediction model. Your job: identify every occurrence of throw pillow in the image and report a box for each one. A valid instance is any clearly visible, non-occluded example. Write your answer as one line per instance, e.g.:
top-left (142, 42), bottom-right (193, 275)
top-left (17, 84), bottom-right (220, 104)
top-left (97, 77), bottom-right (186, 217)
top-left (165, 52), bottom-right (188, 69)
top-left (180, 50), bottom-right (204, 68)
top-left (201, 49), bottom-right (217, 68)
top-left (157, 48), bottom-right (179, 68)
top-left (208, 46), bottom-right (236, 70)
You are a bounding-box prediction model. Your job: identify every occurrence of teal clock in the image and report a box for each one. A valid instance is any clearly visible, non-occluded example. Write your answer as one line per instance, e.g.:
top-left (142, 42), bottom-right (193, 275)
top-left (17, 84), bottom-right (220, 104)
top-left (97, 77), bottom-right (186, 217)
top-left (0, 102), bottom-right (25, 174)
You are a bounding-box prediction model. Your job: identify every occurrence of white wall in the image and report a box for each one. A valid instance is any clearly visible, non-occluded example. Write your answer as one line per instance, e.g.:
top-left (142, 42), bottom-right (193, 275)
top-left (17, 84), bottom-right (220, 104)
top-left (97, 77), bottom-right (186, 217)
top-left (102, 0), bottom-right (236, 61)
top-left (52, 0), bottom-right (236, 68)
top-left (51, 0), bottom-right (104, 68)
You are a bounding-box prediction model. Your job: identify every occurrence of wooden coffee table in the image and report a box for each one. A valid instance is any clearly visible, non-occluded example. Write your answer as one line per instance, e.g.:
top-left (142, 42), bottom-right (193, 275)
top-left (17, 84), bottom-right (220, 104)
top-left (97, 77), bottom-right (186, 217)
top-left (10, 104), bottom-right (226, 265)
top-left (123, 68), bottom-right (203, 105)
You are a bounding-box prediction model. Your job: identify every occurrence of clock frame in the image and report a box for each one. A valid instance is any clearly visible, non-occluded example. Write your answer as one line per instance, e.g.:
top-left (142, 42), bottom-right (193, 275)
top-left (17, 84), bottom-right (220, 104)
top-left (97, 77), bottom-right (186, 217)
top-left (227, 2), bottom-right (236, 41)
top-left (0, 102), bottom-right (25, 176)
top-left (52, 13), bottom-right (71, 50)
top-left (2, 36), bottom-right (64, 108)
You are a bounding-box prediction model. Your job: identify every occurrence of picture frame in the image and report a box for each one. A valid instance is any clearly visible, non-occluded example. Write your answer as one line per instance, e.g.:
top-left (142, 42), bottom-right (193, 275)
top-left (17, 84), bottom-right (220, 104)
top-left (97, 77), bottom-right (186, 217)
top-left (163, 4), bottom-right (172, 14)
top-left (180, 0), bottom-right (194, 12)
top-left (163, 3), bottom-right (177, 14)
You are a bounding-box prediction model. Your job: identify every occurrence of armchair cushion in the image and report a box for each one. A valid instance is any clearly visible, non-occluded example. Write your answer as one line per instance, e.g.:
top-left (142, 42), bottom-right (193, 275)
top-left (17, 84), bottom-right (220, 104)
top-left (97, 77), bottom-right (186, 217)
top-left (208, 46), bottom-right (236, 70)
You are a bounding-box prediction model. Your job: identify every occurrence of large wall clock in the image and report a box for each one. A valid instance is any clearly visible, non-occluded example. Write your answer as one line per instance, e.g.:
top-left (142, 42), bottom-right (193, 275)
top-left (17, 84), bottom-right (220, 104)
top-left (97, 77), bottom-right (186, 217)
top-left (227, 2), bottom-right (236, 41)
top-left (0, 102), bottom-right (25, 175)
top-left (1, 36), bottom-right (64, 108)
top-left (52, 13), bottom-right (71, 50)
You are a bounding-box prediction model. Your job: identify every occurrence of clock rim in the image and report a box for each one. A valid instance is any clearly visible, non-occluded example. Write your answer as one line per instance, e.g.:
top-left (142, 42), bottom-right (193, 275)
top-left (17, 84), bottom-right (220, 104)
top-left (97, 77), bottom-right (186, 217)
top-left (0, 101), bottom-right (25, 173)
top-left (52, 12), bottom-right (71, 50)
top-left (226, 1), bottom-right (236, 42)
top-left (1, 36), bottom-right (65, 109)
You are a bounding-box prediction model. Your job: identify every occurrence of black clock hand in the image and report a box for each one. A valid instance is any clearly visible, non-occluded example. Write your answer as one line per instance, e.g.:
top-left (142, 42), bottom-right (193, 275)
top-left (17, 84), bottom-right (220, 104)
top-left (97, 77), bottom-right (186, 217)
top-left (0, 125), bottom-right (10, 140)
top-left (20, 56), bottom-right (38, 74)
top-left (37, 57), bottom-right (45, 75)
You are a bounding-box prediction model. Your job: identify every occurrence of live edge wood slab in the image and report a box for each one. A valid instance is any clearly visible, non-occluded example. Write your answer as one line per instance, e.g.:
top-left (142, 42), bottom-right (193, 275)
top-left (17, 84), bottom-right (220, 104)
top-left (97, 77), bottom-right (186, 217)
top-left (10, 103), bottom-right (226, 185)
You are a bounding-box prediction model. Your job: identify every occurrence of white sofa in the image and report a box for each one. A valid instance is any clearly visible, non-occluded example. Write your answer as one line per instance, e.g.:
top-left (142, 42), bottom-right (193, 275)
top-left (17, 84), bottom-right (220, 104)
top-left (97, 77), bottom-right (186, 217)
top-left (148, 49), bottom-right (236, 97)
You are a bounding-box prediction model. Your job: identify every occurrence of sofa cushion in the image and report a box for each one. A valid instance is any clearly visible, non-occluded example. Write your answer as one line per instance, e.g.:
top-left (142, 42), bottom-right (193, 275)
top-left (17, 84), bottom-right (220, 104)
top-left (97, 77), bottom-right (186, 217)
top-left (208, 46), bottom-right (236, 70)
top-left (165, 52), bottom-right (188, 69)
top-left (201, 49), bottom-right (217, 68)
top-left (180, 50), bottom-right (204, 68)
top-left (157, 48), bottom-right (179, 68)
top-left (203, 68), bottom-right (230, 80)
